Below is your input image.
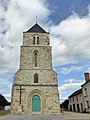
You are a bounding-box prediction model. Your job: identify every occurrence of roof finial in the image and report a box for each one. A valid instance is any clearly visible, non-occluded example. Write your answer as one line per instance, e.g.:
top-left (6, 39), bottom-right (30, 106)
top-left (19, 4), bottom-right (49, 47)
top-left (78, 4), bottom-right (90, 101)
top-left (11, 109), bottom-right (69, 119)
top-left (36, 16), bottom-right (37, 24)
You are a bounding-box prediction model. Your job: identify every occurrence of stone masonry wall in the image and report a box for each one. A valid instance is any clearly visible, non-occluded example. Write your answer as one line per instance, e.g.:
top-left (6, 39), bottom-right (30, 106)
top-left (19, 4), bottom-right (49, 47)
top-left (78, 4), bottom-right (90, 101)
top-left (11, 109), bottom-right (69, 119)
top-left (20, 46), bottom-right (52, 69)
top-left (11, 85), bottom-right (60, 114)
top-left (14, 69), bottom-right (57, 84)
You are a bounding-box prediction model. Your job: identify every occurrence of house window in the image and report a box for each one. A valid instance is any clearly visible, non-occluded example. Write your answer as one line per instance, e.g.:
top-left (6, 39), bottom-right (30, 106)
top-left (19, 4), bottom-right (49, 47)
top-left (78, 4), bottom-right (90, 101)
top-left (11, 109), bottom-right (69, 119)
top-left (37, 37), bottom-right (39, 44)
top-left (34, 73), bottom-right (38, 83)
top-left (76, 96), bottom-right (78, 101)
top-left (84, 88), bottom-right (87, 96)
top-left (33, 36), bottom-right (35, 44)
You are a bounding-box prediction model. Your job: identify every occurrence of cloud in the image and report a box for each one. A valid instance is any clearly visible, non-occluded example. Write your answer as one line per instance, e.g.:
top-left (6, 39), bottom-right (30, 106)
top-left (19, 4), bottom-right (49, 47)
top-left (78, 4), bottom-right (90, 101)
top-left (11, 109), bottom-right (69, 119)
top-left (0, 81), bottom-right (11, 85)
top-left (0, 0), bottom-right (50, 77)
top-left (50, 7), bottom-right (90, 66)
top-left (60, 65), bottom-right (82, 74)
top-left (4, 94), bottom-right (11, 102)
top-left (58, 82), bottom-right (82, 102)
top-left (58, 78), bottom-right (84, 102)
top-left (86, 66), bottom-right (90, 73)
top-left (0, 0), bottom-right (50, 102)
top-left (1, 1), bottom-right (90, 78)
top-left (0, 79), bottom-right (12, 91)
top-left (0, 79), bottom-right (12, 101)
top-left (59, 81), bottom-right (83, 93)
top-left (63, 78), bottom-right (83, 83)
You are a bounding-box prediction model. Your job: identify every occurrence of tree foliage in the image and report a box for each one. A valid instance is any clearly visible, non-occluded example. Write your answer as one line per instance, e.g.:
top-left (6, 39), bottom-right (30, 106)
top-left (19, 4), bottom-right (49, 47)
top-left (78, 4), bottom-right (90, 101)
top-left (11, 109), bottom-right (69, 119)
top-left (61, 99), bottom-right (69, 110)
top-left (0, 94), bottom-right (10, 107)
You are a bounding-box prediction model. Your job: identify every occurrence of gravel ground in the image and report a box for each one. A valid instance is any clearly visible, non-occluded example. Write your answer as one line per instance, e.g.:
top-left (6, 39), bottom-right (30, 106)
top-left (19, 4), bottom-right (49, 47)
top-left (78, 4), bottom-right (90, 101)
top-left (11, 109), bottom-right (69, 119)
top-left (0, 112), bottom-right (90, 120)
top-left (0, 115), bottom-right (68, 120)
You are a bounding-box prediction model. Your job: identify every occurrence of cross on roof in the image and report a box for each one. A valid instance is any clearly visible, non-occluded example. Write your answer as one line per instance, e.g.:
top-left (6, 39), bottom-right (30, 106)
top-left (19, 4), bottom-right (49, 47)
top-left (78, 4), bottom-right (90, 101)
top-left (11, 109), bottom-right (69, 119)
top-left (36, 16), bottom-right (37, 24)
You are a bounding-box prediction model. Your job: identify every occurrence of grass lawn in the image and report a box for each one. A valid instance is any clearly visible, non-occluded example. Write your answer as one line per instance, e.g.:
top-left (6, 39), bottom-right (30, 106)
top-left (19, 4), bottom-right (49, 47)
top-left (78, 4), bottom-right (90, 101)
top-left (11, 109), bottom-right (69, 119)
top-left (0, 111), bottom-right (10, 116)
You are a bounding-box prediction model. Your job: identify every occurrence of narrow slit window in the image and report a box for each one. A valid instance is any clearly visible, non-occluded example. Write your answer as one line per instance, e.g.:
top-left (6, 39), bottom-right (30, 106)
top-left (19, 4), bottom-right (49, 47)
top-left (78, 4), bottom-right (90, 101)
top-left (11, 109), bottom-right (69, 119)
top-left (35, 52), bottom-right (37, 67)
top-left (34, 50), bottom-right (38, 67)
top-left (34, 73), bottom-right (38, 83)
top-left (33, 36), bottom-right (35, 44)
top-left (37, 37), bottom-right (39, 44)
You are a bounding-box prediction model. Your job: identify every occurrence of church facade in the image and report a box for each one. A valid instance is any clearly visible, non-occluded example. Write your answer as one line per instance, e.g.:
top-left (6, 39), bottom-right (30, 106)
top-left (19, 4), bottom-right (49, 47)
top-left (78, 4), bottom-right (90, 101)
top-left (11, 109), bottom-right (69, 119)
top-left (11, 23), bottom-right (60, 114)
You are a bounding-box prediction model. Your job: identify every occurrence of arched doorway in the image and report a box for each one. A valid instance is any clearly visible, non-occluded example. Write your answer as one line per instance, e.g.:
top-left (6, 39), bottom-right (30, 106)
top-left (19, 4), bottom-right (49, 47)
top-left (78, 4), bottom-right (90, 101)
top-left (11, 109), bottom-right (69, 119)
top-left (28, 89), bottom-right (46, 113)
top-left (32, 95), bottom-right (40, 112)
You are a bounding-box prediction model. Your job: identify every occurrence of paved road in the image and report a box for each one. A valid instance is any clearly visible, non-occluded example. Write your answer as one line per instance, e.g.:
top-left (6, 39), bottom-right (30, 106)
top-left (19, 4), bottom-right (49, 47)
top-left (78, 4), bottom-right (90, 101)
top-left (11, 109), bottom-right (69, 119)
top-left (63, 111), bottom-right (90, 120)
top-left (0, 115), bottom-right (68, 120)
top-left (0, 112), bottom-right (90, 120)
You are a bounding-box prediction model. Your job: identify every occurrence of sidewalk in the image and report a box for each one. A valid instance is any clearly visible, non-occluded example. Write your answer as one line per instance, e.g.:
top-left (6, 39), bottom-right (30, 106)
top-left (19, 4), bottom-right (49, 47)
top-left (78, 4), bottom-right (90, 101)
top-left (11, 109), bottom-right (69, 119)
top-left (63, 111), bottom-right (90, 120)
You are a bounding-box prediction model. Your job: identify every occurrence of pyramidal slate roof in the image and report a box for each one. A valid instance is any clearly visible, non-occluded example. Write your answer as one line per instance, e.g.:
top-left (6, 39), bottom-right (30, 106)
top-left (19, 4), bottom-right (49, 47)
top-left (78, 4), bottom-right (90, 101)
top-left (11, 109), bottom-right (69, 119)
top-left (26, 23), bottom-right (47, 33)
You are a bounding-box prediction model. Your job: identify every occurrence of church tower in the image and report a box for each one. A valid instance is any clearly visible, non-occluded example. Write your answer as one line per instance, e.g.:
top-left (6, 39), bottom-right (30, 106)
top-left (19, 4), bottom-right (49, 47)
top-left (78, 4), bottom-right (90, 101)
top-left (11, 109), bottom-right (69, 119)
top-left (11, 23), bottom-right (60, 114)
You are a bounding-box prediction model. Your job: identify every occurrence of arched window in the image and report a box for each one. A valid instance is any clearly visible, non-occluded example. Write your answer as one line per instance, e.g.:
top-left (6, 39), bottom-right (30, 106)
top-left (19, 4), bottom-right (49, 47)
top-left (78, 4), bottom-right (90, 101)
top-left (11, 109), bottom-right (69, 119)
top-left (34, 73), bottom-right (38, 83)
top-left (33, 50), bottom-right (38, 67)
top-left (37, 37), bottom-right (39, 44)
top-left (33, 36), bottom-right (35, 44)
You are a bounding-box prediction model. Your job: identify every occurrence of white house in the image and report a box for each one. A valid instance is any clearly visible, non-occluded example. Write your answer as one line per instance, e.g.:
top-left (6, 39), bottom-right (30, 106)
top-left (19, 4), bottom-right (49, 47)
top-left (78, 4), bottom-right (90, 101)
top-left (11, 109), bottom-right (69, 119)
top-left (68, 73), bottom-right (90, 113)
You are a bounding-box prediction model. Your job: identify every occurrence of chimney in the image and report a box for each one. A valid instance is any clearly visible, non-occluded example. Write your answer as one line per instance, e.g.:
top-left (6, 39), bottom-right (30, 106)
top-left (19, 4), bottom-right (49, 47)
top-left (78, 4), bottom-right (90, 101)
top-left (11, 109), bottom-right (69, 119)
top-left (84, 73), bottom-right (90, 81)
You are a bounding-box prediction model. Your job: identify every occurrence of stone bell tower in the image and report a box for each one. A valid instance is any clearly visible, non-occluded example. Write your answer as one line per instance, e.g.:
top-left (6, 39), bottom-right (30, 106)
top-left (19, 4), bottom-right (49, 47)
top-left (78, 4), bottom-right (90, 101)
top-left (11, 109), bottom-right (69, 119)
top-left (11, 23), bottom-right (60, 114)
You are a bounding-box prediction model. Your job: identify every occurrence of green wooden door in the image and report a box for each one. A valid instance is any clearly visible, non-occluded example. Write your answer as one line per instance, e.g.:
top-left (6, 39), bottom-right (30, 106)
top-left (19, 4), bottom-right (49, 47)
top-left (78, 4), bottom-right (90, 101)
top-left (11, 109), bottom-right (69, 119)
top-left (32, 95), bottom-right (40, 112)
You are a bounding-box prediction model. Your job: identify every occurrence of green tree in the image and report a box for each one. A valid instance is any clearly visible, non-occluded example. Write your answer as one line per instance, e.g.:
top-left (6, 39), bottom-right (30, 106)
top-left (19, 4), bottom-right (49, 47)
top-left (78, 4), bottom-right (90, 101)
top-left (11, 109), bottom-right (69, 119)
top-left (0, 94), bottom-right (10, 107)
top-left (61, 99), bottom-right (69, 110)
